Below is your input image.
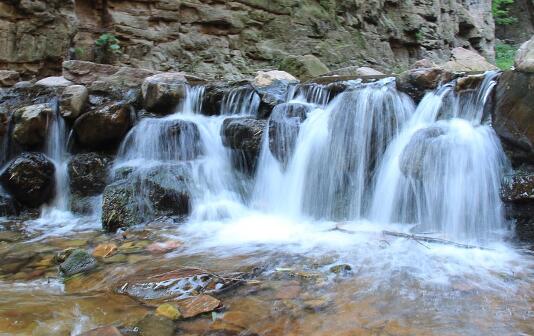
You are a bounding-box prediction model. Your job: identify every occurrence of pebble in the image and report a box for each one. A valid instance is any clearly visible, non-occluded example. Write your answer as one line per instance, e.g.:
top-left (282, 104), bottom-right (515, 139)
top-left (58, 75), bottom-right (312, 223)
top-left (156, 303), bottom-right (182, 320)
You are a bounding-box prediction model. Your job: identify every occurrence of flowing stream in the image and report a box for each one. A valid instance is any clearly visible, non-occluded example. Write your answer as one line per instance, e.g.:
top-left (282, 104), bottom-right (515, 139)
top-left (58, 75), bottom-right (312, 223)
top-left (0, 73), bottom-right (533, 335)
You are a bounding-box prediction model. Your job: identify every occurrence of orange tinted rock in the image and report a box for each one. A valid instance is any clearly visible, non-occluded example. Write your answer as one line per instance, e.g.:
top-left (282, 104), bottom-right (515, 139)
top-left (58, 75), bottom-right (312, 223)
top-left (177, 294), bottom-right (221, 318)
top-left (92, 243), bottom-right (118, 258)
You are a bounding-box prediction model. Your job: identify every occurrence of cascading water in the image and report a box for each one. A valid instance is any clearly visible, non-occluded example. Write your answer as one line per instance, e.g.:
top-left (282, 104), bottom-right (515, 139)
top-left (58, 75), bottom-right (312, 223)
top-left (370, 72), bottom-right (509, 243)
top-left (220, 86), bottom-right (260, 116)
top-left (253, 79), bottom-right (414, 220)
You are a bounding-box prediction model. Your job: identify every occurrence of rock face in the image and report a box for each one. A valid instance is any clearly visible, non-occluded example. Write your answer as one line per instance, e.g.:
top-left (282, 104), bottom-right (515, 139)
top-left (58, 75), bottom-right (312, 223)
top-left (515, 36), bottom-right (534, 73)
top-left (221, 117), bottom-right (267, 174)
top-left (493, 71), bottom-right (534, 166)
top-left (1, 1), bottom-right (495, 79)
top-left (440, 47), bottom-right (498, 72)
top-left (102, 164), bottom-right (192, 232)
top-left (0, 152), bottom-right (56, 207)
top-left (12, 104), bottom-right (53, 149)
top-left (495, 0), bottom-right (534, 46)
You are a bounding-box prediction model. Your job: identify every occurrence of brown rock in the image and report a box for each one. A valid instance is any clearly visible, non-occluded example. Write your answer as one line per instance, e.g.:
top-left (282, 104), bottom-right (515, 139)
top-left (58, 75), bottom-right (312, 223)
top-left (62, 61), bottom-right (120, 86)
top-left (92, 243), bottom-right (118, 258)
top-left (397, 68), bottom-right (452, 102)
top-left (141, 72), bottom-right (187, 114)
top-left (176, 294), bottom-right (221, 318)
top-left (146, 240), bottom-right (182, 254)
top-left (274, 284), bottom-right (301, 300)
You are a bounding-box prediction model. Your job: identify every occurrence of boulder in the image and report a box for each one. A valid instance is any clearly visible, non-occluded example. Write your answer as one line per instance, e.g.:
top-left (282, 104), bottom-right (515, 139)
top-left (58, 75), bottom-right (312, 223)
top-left (455, 74), bottom-right (485, 92)
top-left (68, 153), bottom-right (112, 196)
top-left (60, 85), bottom-right (88, 121)
top-left (252, 71), bottom-right (299, 119)
top-left (399, 127), bottom-right (445, 179)
top-left (141, 72), bottom-right (188, 114)
top-left (35, 76), bottom-right (73, 88)
top-left (493, 71), bottom-right (534, 165)
top-left (59, 249), bottom-right (97, 277)
top-left (73, 101), bottom-right (132, 150)
top-left (269, 102), bottom-right (310, 166)
top-left (279, 54), bottom-right (330, 81)
top-left (515, 36), bottom-right (534, 73)
top-left (0, 190), bottom-right (18, 217)
top-left (102, 164), bottom-right (192, 232)
top-left (397, 68), bottom-right (453, 102)
top-left (0, 70), bottom-right (20, 87)
top-left (0, 152), bottom-right (56, 207)
top-left (221, 117), bottom-right (267, 174)
top-left (441, 47), bottom-right (497, 72)
top-left (12, 103), bottom-right (53, 148)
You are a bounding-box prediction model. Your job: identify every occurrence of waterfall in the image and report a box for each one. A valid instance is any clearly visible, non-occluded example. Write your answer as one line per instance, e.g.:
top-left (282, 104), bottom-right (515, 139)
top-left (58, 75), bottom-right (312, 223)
top-left (253, 79), bottom-right (414, 220)
top-left (370, 72), bottom-right (509, 243)
top-left (220, 87), bottom-right (260, 116)
top-left (43, 98), bottom-right (70, 212)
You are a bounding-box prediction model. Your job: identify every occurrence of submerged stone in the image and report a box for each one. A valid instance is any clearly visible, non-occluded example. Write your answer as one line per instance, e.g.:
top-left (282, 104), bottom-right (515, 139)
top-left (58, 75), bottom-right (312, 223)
top-left (59, 249), bottom-right (97, 277)
top-left (135, 314), bottom-right (175, 336)
top-left (176, 294), bottom-right (221, 318)
top-left (156, 303), bottom-right (182, 320)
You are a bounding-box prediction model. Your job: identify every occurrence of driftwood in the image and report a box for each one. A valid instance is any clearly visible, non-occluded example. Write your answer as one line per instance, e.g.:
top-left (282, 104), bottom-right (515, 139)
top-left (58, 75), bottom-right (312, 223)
top-left (328, 224), bottom-right (489, 250)
top-left (382, 230), bottom-right (490, 250)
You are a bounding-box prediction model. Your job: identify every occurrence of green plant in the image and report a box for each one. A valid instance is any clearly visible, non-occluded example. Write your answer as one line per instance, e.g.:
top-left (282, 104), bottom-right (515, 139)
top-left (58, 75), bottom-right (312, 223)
top-left (95, 33), bottom-right (121, 64)
top-left (495, 43), bottom-right (517, 70)
top-left (74, 47), bottom-right (84, 58)
top-left (492, 0), bottom-right (517, 25)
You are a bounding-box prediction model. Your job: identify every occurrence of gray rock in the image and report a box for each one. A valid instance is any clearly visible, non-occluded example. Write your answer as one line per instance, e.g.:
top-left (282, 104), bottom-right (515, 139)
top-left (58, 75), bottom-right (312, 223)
top-left (141, 72), bottom-right (187, 114)
top-left (35, 76), bottom-right (73, 88)
top-left (59, 249), bottom-right (97, 277)
top-left (279, 54), bottom-right (330, 81)
top-left (12, 103), bottom-right (53, 148)
top-left (60, 85), bottom-right (88, 121)
top-left (399, 127), bottom-right (446, 180)
top-left (515, 36), bottom-right (534, 73)
top-left (0, 70), bottom-right (20, 87)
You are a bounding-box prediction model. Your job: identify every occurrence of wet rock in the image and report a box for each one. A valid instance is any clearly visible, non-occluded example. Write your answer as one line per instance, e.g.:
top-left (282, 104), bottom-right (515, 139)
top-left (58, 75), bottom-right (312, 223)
top-left (12, 103), bottom-right (53, 148)
top-left (102, 164), bottom-right (192, 232)
top-left (69, 194), bottom-right (99, 215)
top-left (92, 243), bottom-right (118, 258)
top-left (441, 47), bottom-right (497, 72)
top-left (0, 192), bottom-right (18, 217)
top-left (502, 169), bottom-right (534, 242)
top-left (59, 85), bottom-right (88, 121)
top-left (59, 249), bottom-right (97, 277)
top-left (274, 284), bottom-right (301, 300)
top-left (117, 267), bottom-right (243, 304)
top-left (221, 117), bottom-right (267, 174)
top-left (202, 81), bottom-right (258, 116)
top-left (279, 54), bottom-right (330, 81)
top-left (329, 264), bottom-right (353, 274)
top-left (73, 101), bottom-right (133, 150)
top-left (35, 76), bottom-right (73, 88)
top-left (515, 36), bottom-right (534, 73)
top-left (399, 127), bottom-right (445, 180)
top-left (0, 70), bottom-right (20, 87)
top-left (101, 179), bottom-right (142, 232)
top-left (177, 294), bottom-right (221, 318)
top-left (396, 68), bottom-right (452, 102)
top-left (141, 72), bottom-right (187, 114)
top-left (268, 103), bottom-right (310, 167)
top-left (79, 326), bottom-right (123, 336)
top-left (146, 240), bottom-right (182, 254)
top-left (135, 314), bottom-right (175, 336)
top-left (68, 152), bottom-right (111, 196)
top-left (0, 152), bottom-right (55, 207)
top-left (493, 71), bottom-right (534, 165)
top-left (253, 71), bottom-right (298, 119)
top-left (455, 74), bottom-right (485, 92)
top-left (156, 303), bottom-right (182, 320)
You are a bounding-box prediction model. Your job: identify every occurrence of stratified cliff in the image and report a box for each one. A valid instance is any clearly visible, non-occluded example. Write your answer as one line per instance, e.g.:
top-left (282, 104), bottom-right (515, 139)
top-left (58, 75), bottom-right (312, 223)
top-left (0, 0), bottom-right (495, 79)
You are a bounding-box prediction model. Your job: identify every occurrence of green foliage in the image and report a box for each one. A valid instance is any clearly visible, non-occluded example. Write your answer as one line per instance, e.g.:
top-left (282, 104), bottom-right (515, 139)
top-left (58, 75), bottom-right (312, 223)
top-left (495, 43), bottom-right (517, 70)
top-left (95, 33), bottom-right (121, 64)
top-left (492, 0), bottom-right (517, 25)
top-left (74, 47), bottom-right (84, 58)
